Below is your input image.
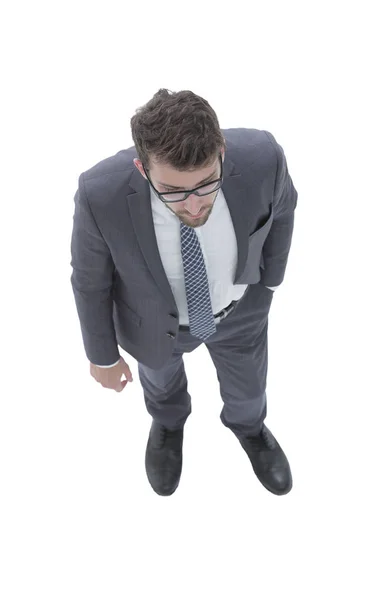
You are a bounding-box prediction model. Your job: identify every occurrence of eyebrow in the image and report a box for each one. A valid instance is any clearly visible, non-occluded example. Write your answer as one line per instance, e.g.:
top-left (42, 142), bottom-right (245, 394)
top-left (158, 169), bottom-right (218, 190)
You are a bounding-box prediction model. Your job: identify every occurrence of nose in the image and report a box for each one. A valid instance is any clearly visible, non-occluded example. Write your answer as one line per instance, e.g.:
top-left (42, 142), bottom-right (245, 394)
top-left (184, 194), bottom-right (203, 215)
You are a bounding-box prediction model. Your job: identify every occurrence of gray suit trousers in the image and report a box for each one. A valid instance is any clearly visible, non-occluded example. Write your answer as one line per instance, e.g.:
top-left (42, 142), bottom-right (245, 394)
top-left (137, 282), bottom-right (274, 438)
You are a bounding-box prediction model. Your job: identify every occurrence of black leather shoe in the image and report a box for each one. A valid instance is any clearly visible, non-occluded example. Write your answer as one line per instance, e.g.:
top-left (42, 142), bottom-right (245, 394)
top-left (239, 424), bottom-right (293, 495)
top-left (145, 420), bottom-right (184, 496)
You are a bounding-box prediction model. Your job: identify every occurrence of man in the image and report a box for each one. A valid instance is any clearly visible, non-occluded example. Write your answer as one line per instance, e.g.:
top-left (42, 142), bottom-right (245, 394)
top-left (70, 88), bottom-right (298, 497)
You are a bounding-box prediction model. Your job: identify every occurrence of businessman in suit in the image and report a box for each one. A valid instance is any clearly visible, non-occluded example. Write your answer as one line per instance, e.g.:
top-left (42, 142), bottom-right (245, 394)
top-left (70, 88), bottom-right (298, 497)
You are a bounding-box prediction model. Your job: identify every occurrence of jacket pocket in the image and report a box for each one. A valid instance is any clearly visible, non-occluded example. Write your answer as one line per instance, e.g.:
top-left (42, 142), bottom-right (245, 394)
top-left (114, 297), bottom-right (142, 327)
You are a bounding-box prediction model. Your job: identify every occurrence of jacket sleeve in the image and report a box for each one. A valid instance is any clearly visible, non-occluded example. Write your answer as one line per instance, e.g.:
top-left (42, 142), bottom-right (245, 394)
top-left (259, 131), bottom-right (298, 287)
top-left (70, 173), bottom-right (120, 366)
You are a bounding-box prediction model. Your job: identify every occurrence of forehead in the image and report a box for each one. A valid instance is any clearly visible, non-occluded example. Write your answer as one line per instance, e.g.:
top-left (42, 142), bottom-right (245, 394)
top-left (151, 156), bottom-right (219, 189)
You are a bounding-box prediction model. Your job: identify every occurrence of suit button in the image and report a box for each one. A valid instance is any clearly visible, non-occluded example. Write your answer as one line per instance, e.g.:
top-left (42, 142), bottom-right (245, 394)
top-left (166, 332), bottom-right (175, 339)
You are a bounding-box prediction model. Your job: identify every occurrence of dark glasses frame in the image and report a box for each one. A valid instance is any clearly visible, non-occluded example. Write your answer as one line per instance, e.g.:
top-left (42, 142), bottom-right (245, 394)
top-left (142, 153), bottom-right (224, 203)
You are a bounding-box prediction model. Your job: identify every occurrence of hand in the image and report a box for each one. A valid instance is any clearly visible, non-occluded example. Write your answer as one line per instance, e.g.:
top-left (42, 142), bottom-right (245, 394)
top-left (90, 357), bottom-right (133, 392)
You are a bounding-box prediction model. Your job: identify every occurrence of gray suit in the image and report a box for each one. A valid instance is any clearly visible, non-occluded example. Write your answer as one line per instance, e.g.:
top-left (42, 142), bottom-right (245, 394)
top-left (70, 128), bottom-right (297, 436)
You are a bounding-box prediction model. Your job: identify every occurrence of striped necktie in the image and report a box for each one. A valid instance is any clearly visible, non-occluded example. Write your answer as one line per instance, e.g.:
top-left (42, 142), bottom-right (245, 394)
top-left (180, 222), bottom-right (216, 340)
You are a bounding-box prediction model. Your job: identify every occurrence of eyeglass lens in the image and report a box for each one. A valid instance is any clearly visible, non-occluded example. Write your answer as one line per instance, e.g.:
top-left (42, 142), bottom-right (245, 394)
top-left (161, 180), bottom-right (221, 202)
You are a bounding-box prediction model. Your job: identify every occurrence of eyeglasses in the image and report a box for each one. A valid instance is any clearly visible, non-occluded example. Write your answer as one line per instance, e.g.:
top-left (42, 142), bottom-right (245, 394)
top-left (142, 154), bottom-right (223, 203)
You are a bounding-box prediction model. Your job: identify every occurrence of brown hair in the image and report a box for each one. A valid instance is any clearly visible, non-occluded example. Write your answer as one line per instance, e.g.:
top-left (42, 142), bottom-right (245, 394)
top-left (130, 88), bottom-right (226, 172)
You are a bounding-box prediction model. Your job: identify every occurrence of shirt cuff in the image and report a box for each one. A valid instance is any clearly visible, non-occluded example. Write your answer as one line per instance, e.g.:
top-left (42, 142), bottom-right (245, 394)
top-left (94, 359), bottom-right (120, 368)
top-left (265, 285), bottom-right (279, 291)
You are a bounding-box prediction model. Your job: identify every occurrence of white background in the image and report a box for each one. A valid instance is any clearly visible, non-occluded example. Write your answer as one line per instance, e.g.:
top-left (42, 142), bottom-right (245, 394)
top-left (1, 1), bottom-right (370, 598)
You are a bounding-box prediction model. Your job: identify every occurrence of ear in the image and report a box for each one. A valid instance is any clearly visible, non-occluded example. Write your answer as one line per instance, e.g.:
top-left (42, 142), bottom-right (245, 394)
top-left (133, 158), bottom-right (147, 178)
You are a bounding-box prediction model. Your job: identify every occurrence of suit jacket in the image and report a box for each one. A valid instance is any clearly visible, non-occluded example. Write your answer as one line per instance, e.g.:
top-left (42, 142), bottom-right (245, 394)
top-left (70, 128), bottom-right (298, 370)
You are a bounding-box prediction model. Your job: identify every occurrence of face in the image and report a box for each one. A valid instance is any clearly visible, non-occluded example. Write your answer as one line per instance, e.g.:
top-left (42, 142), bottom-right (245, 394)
top-left (134, 149), bottom-right (224, 228)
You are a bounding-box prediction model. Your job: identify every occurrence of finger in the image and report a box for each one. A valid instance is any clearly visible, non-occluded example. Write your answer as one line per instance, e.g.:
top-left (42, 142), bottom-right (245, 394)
top-left (116, 380), bottom-right (127, 392)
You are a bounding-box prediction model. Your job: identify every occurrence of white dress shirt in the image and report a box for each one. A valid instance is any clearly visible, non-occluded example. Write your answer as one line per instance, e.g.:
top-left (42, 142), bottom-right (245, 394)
top-left (95, 186), bottom-right (278, 367)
